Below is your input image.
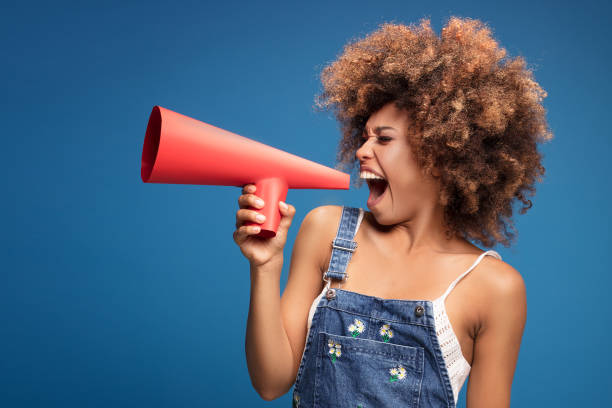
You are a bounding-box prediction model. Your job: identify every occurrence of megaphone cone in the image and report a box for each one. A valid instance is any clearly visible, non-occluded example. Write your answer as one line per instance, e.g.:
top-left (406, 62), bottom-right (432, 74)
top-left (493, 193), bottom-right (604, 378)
top-left (141, 106), bottom-right (350, 238)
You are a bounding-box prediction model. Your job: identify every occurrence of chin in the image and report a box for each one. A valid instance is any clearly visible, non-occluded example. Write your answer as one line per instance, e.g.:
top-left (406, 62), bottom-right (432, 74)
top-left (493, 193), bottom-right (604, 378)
top-left (367, 210), bottom-right (396, 229)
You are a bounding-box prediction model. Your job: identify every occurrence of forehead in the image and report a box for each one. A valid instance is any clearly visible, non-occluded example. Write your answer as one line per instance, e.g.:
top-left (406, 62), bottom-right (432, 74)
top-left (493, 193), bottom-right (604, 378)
top-left (365, 102), bottom-right (411, 129)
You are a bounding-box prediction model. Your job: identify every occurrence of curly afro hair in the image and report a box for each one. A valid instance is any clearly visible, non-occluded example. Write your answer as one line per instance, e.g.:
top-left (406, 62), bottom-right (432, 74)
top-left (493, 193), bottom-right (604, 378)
top-left (313, 16), bottom-right (553, 248)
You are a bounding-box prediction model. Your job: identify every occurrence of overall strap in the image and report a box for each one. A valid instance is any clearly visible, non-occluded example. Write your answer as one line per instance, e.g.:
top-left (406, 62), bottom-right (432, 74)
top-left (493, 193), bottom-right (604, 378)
top-left (323, 206), bottom-right (364, 282)
top-left (439, 250), bottom-right (503, 302)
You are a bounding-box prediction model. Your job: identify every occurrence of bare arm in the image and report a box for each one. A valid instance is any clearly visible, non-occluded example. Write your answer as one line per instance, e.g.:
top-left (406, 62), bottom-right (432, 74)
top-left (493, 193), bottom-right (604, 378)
top-left (243, 204), bottom-right (338, 400)
top-left (466, 262), bottom-right (527, 407)
top-left (246, 257), bottom-right (295, 400)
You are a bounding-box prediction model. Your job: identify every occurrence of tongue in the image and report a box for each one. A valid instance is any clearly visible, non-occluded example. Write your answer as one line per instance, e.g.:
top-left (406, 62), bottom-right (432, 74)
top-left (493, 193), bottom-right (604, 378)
top-left (370, 179), bottom-right (388, 198)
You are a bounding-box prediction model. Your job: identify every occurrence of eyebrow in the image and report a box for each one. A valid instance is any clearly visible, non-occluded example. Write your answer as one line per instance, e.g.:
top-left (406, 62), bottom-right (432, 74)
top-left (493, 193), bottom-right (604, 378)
top-left (362, 126), bottom-right (397, 135)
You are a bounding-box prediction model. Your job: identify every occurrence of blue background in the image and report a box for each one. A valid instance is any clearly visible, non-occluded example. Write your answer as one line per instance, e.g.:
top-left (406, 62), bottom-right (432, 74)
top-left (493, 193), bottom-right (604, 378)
top-left (2, 0), bottom-right (610, 406)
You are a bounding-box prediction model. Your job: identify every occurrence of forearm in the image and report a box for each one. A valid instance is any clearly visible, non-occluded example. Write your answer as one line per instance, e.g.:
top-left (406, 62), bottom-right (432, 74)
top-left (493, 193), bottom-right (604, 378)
top-left (245, 257), bottom-right (294, 400)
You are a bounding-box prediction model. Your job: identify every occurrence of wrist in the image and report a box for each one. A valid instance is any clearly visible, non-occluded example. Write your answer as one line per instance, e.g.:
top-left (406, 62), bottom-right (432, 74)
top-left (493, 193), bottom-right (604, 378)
top-left (250, 256), bottom-right (283, 277)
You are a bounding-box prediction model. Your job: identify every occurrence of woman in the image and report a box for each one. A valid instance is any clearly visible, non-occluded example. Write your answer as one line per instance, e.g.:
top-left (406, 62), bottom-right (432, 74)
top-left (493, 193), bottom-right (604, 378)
top-left (234, 16), bottom-right (552, 407)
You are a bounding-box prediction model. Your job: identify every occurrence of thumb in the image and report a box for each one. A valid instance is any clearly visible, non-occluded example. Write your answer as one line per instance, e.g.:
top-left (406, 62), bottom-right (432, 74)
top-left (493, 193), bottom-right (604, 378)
top-left (277, 201), bottom-right (296, 230)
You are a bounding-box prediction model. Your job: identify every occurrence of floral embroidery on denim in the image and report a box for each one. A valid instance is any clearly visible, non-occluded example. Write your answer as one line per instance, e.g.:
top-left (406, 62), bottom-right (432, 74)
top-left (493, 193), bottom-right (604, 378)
top-left (292, 393), bottom-right (300, 407)
top-left (389, 366), bottom-right (407, 382)
top-left (379, 324), bottom-right (394, 343)
top-left (328, 339), bottom-right (342, 362)
top-left (348, 318), bottom-right (365, 337)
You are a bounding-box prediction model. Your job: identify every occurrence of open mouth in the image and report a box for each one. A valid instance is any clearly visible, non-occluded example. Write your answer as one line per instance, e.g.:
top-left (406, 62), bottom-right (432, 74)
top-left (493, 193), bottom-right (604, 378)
top-left (366, 178), bottom-right (389, 206)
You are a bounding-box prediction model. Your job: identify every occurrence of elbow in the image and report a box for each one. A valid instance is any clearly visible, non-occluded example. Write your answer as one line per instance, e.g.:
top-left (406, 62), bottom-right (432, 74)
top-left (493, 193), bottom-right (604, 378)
top-left (255, 385), bottom-right (285, 401)
top-left (252, 375), bottom-right (295, 401)
top-left (259, 390), bottom-right (279, 402)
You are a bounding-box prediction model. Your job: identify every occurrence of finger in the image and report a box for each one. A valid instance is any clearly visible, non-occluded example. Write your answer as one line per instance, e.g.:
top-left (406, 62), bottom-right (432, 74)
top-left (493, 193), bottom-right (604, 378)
top-left (234, 224), bottom-right (262, 243)
top-left (233, 225), bottom-right (248, 244)
top-left (238, 193), bottom-right (265, 210)
top-left (277, 201), bottom-right (296, 230)
top-left (236, 208), bottom-right (266, 228)
top-left (242, 184), bottom-right (256, 194)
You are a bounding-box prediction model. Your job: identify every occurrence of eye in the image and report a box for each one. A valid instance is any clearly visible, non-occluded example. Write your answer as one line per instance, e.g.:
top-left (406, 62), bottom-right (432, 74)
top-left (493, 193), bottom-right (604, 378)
top-left (360, 134), bottom-right (392, 145)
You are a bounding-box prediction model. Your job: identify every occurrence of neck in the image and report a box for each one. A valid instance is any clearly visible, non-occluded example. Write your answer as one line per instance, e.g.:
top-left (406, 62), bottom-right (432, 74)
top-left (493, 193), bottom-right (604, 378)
top-left (366, 203), bottom-right (468, 256)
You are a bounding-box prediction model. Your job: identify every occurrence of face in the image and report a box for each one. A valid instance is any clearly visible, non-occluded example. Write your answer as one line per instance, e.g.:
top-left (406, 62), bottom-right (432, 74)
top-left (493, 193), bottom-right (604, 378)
top-left (355, 101), bottom-right (440, 225)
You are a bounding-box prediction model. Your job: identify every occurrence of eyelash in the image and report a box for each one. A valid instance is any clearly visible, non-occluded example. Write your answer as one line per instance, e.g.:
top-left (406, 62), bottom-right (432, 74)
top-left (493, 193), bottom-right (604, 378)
top-left (361, 135), bottom-right (392, 144)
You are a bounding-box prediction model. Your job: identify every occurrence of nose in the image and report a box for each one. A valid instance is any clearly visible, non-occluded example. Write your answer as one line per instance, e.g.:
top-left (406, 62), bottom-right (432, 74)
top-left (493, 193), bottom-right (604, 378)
top-left (355, 138), bottom-right (373, 161)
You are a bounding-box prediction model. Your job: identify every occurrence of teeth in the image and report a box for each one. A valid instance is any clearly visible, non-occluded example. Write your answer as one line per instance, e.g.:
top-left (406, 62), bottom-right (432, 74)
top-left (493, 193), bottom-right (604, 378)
top-left (360, 171), bottom-right (385, 180)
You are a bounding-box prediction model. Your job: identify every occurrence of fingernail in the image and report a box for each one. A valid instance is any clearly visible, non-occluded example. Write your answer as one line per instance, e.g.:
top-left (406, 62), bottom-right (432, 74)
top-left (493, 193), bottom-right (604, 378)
top-left (255, 199), bottom-right (264, 207)
top-left (279, 201), bottom-right (288, 210)
top-left (256, 214), bottom-right (266, 222)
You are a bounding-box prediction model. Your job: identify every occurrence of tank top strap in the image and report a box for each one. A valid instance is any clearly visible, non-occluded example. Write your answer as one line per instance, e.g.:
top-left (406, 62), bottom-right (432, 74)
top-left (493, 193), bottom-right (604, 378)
top-left (322, 206), bottom-right (364, 282)
top-left (437, 250), bottom-right (502, 302)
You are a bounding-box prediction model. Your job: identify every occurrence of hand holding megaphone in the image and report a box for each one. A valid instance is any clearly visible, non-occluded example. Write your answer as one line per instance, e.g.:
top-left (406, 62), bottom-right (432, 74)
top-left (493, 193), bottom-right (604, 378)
top-left (141, 106), bottom-right (350, 238)
top-left (233, 183), bottom-right (296, 267)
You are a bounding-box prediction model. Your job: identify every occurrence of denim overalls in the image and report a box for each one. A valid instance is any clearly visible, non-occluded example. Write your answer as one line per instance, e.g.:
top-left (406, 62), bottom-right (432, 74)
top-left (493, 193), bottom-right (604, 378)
top-left (291, 206), bottom-right (460, 408)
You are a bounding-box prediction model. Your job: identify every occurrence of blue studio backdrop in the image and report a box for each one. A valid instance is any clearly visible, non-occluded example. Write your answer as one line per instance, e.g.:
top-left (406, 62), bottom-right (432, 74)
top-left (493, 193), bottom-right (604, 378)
top-left (2, 0), bottom-right (611, 406)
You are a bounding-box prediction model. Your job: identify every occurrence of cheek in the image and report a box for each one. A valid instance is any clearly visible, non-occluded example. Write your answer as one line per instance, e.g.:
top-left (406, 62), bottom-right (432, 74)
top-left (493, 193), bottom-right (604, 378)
top-left (384, 154), bottom-right (421, 192)
top-left (377, 144), bottom-right (424, 191)
top-left (389, 174), bottom-right (436, 212)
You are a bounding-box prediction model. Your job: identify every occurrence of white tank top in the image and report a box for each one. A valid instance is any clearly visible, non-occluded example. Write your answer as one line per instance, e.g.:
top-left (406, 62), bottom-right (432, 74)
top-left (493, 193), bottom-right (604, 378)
top-left (304, 208), bottom-right (502, 405)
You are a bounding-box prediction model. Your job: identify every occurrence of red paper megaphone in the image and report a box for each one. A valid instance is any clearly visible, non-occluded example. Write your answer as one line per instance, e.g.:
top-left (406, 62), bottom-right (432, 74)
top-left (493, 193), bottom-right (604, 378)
top-left (141, 106), bottom-right (350, 238)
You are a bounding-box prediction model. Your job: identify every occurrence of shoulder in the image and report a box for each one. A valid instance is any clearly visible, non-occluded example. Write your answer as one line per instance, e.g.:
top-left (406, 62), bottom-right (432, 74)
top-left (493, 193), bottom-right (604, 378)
top-left (466, 256), bottom-right (527, 403)
top-left (480, 256), bottom-right (526, 302)
top-left (303, 204), bottom-right (344, 224)
top-left (301, 205), bottom-right (344, 237)
top-left (299, 205), bottom-right (346, 271)
top-left (303, 205), bottom-right (370, 234)
top-left (476, 255), bottom-right (527, 333)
